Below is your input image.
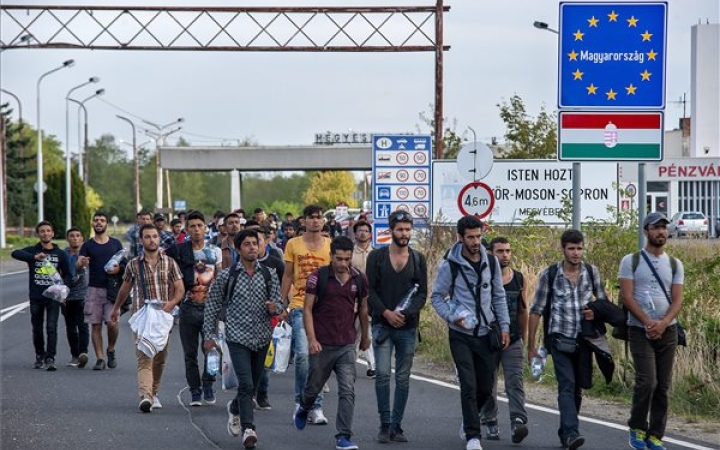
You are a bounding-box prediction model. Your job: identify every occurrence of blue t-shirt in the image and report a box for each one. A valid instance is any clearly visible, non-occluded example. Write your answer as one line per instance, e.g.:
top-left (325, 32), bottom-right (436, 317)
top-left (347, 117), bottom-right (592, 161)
top-left (80, 237), bottom-right (123, 288)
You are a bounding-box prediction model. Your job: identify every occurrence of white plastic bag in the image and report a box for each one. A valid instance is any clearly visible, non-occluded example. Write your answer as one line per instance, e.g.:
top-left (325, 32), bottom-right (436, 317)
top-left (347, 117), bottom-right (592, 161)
top-left (129, 301), bottom-right (174, 357)
top-left (218, 322), bottom-right (238, 390)
top-left (40, 260), bottom-right (68, 303)
top-left (268, 321), bottom-right (292, 374)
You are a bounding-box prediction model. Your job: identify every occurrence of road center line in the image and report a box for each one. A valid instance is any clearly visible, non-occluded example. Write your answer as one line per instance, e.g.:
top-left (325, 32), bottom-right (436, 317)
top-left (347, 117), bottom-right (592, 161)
top-left (1, 301), bottom-right (29, 322)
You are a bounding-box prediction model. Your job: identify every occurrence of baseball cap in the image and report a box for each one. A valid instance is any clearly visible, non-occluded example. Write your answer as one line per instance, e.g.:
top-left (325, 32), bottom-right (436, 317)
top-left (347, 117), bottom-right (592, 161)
top-left (643, 212), bottom-right (669, 229)
top-left (153, 213), bottom-right (165, 222)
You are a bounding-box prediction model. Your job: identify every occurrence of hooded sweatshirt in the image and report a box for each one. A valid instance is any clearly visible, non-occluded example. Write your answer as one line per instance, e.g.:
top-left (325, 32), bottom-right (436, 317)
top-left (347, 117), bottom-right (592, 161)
top-left (431, 241), bottom-right (510, 336)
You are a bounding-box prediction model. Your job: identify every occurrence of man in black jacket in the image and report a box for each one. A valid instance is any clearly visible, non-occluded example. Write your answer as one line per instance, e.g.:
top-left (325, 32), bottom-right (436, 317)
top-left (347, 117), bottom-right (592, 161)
top-left (11, 221), bottom-right (70, 371)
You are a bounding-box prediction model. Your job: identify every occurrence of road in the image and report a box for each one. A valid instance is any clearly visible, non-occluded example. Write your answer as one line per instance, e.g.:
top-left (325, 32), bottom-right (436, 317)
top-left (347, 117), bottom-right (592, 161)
top-left (1, 270), bottom-right (716, 450)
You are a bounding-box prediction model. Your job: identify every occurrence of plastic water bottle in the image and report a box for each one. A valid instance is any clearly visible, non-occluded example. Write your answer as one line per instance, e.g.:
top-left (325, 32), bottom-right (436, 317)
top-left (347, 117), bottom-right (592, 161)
top-left (207, 347), bottom-right (220, 376)
top-left (531, 346), bottom-right (548, 379)
top-left (395, 283), bottom-right (419, 312)
top-left (104, 248), bottom-right (128, 273)
top-left (450, 301), bottom-right (478, 330)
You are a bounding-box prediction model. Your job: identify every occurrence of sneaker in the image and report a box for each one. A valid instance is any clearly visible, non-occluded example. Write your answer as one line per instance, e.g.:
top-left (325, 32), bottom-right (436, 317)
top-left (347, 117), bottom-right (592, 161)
top-left (308, 408), bottom-right (329, 425)
top-left (459, 421), bottom-right (466, 441)
top-left (67, 357), bottom-right (80, 367)
top-left (190, 389), bottom-right (202, 406)
top-left (107, 350), bottom-right (117, 369)
top-left (77, 353), bottom-right (89, 369)
top-left (255, 397), bottom-right (272, 410)
top-left (565, 434), bottom-right (585, 450)
top-left (366, 369), bottom-right (376, 378)
top-left (139, 396), bottom-right (152, 413)
top-left (377, 425), bottom-right (391, 443)
top-left (645, 435), bottom-right (666, 450)
top-left (242, 428), bottom-right (257, 449)
top-left (203, 385), bottom-right (216, 404)
top-left (45, 358), bottom-right (57, 371)
top-left (34, 355), bottom-right (45, 370)
top-left (93, 359), bottom-right (106, 371)
top-left (511, 418), bottom-right (529, 444)
top-left (227, 401), bottom-right (241, 437)
top-left (323, 382), bottom-right (330, 393)
top-left (294, 405), bottom-right (309, 430)
top-left (390, 428), bottom-right (408, 442)
top-left (628, 429), bottom-right (647, 450)
top-left (152, 395), bottom-right (162, 410)
top-left (336, 435), bottom-right (359, 450)
top-left (485, 422), bottom-right (500, 441)
top-left (466, 438), bottom-right (483, 450)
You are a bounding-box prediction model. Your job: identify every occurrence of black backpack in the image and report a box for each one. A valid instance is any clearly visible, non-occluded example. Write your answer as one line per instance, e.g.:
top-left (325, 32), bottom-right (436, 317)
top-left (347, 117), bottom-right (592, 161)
top-left (220, 264), bottom-right (273, 321)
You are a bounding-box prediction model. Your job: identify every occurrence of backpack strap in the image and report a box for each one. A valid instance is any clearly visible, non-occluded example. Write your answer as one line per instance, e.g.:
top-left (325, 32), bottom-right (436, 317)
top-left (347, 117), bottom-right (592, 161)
top-left (542, 263), bottom-right (559, 348)
top-left (448, 260), bottom-right (460, 300)
top-left (632, 250), bottom-right (677, 276)
top-left (584, 262), bottom-right (597, 298)
top-left (314, 265), bottom-right (331, 306)
top-left (514, 270), bottom-right (526, 310)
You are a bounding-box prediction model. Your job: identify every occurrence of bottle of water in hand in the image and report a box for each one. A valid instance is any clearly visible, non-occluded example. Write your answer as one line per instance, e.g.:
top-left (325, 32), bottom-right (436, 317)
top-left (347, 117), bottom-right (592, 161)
top-left (395, 283), bottom-right (419, 313)
top-left (531, 346), bottom-right (548, 379)
top-left (207, 347), bottom-right (220, 376)
top-left (449, 301), bottom-right (478, 330)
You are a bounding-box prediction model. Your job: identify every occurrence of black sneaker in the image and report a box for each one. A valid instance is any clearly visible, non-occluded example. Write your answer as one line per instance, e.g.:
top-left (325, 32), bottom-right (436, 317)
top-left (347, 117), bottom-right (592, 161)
top-left (485, 422), bottom-right (500, 440)
top-left (203, 385), bottom-right (216, 404)
top-left (107, 350), bottom-right (117, 369)
top-left (255, 397), bottom-right (272, 410)
top-left (390, 428), bottom-right (408, 442)
top-left (377, 425), bottom-right (391, 443)
top-left (45, 358), bottom-right (57, 371)
top-left (511, 418), bottom-right (529, 443)
top-left (366, 369), bottom-right (376, 378)
top-left (93, 359), bottom-right (106, 370)
top-left (34, 355), bottom-right (45, 370)
top-left (139, 396), bottom-right (153, 413)
top-left (565, 434), bottom-right (585, 450)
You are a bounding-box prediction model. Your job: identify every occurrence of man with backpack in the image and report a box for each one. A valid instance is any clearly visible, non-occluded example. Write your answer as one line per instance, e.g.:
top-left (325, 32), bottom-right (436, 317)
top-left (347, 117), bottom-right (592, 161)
top-left (293, 236), bottom-right (370, 450)
top-left (203, 229), bottom-right (282, 449)
top-left (430, 216), bottom-right (509, 450)
top-left (366, 211), bottom-right (428, 444)
top-left (619, 213), bottom-right (684, 450)
top-left (528, 229), bottom-right (609, 450)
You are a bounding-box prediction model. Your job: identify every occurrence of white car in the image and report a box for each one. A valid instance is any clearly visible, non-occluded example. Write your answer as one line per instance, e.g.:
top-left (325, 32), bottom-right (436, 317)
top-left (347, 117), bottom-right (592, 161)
top-left (667, 211), bottom-right (709, 238)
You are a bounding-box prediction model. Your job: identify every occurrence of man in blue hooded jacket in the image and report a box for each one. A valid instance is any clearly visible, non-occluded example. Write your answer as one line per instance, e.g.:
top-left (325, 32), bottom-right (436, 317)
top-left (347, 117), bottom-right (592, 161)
top-left (431, 215), bottom-right (510, 450)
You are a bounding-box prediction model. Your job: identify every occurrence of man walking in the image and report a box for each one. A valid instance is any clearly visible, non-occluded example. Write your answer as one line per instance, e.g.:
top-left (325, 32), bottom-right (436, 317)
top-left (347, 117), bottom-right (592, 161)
top-left (480, 237), bottom-right (528, 443)
top-left (110, 224), bottom-right (184, 412)
top-left (79, 212), bottom-right (124, 370)
top-left (12, 221), bottom-right (70, 371)
top-left (281, 205), bottom-right (332, 424)
top-left (366, 211), bottom-right (428, 443)
top-left (63, 227), bottom-right (90, 368)
top-left (620, 213), bottom-right (684, 450)
top-left (220, 212), bottom-right (243, 270)
top-left (430, 216), bottom-right (509, 450)
top-left (203, 229), bottom-right (282, 449)
top-left (294, 236), bottom-right (370, 450)
top-left (126, 210), bottom-right (153, 258)
top-left (528, 229), bottom-right (608, 450)
top-left (153, 213), bottom-right (176, 251)
top-left (352, 220), bottom-right (376, 377)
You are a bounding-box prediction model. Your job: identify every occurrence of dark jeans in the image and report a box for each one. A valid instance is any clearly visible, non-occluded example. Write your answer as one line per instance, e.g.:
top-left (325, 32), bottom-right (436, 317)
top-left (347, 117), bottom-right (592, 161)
top-left (227, 341), bottom-right (269, 432)
top-left (449, 329), bottom-right (496, 441)
top-left (256, 368), bottom-right (270, 400)
top-left (61, 300), bottom-right (89, 358)
top-left (549, 334), bottom-right (583, 442)
top-left (179, 303), bottom-right (215, 391)
top-left (628, 325), bottom-right (677, 438)
top-left (302, 344), bottom-right (357, 438)
top-left (30, 297), bottom-right (60, 360)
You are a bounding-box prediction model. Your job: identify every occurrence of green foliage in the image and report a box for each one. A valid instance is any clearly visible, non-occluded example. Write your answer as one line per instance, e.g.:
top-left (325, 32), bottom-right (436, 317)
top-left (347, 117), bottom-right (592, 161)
top-left (496, 94), bottom-right (557, 159)
top-left (166, 171), bottom-right (230, 215)
top-left (242, 173), bottom-right (310, 210)
top-left (303, 171), bottom-right (358, 210)
top-left (43, 169), bottom-right (91, 237)
top-left (260, 200), bottom-right (303, 218)
top-left (86, 134), bottom-right (136, 220)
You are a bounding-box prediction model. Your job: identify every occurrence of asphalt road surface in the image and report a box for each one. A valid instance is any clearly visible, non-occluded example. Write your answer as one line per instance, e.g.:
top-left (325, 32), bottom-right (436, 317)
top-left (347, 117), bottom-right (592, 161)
top-left (1, 270), bottom-right (716, 450)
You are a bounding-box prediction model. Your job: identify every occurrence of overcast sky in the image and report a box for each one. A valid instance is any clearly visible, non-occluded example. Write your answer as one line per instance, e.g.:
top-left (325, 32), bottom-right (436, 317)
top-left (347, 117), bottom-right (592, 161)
top-left (1, 0), bottom-right (718, 156)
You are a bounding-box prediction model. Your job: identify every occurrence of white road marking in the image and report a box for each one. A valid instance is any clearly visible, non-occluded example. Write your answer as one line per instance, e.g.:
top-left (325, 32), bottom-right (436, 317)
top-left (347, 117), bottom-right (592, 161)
top-left (1, 301), bottom-right (29, 322)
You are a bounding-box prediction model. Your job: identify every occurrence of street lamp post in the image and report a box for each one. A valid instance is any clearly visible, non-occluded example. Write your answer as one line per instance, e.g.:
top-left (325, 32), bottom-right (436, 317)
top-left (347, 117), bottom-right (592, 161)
top-left (0, 88), bottom-right (22, 248)
top-left (65, 77), bottom-right (99, 231)
top-left (142, 118), bottom-right (184, 210)
top-left (36, 59), bottom-right (75, 222)
top-left (117, 115), bottom-right (141, 214)
top-left (68, 89), bottom-right (104, 185)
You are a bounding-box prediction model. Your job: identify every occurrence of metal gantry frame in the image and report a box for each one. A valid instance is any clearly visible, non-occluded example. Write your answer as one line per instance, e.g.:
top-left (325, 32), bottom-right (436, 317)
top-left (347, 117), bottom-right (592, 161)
top-left (1, 2), bottom-right (451, 157)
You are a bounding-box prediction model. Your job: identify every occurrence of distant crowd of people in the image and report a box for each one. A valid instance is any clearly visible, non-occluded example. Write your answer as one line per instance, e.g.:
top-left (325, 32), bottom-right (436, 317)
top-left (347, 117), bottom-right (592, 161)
top-left (14, 206), bottom-right (683, 450)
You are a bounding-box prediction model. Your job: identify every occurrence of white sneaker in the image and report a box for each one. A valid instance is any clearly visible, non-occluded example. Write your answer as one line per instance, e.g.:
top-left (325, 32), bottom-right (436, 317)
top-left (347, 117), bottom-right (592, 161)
top-left (308, 408), bottom-right (329, 425)
top-left (466, 438), bottom-right (483, 450)
top-left (460, 421), bottom-right (466, 441)
top-left (227, 401), bottom-right (241, 437)
top-left (152, 395), bottom-right (162, 410)
top-left (242, 428), bottom-right (257, 449)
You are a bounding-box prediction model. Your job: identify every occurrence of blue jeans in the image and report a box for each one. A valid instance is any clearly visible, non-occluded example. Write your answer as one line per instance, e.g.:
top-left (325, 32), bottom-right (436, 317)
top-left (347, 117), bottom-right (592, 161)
top-left (290, 308), bottom-right (323, 408)
top-left (30, 297), bottom-right (60, 359)
top-left (549, 334), bottom-right (583, 442)
top-left (372, 324), bottom-right (417, 430)
top-left (256, 368), bottom-right (270, 400)
top-left (227, 341), bottom-right (268, 432)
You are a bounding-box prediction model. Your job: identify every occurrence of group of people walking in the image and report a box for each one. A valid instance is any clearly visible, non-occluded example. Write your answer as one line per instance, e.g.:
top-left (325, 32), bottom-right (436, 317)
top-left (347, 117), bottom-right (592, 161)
top-left (14, 207), bottom-right (683, 450)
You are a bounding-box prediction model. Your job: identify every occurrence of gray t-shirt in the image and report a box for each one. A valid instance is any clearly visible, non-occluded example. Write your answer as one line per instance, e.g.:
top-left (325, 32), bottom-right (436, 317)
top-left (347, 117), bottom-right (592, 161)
top-left (618, 250), bottom-right (684, 328)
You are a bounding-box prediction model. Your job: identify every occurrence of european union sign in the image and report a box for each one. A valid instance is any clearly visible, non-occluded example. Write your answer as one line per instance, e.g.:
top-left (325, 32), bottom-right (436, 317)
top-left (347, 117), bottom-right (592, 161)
top-left (558, 2), bottom-right (667, 109)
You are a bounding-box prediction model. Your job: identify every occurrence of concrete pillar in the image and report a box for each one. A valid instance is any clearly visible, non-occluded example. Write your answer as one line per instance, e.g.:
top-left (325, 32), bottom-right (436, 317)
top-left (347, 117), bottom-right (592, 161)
top-left (231, 169), bottom-right (241, 211)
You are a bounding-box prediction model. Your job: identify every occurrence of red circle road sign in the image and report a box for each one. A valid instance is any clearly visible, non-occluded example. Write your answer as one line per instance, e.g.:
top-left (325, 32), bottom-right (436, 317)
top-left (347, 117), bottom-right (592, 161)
top-left (457, 182), bottom-right (495, 218)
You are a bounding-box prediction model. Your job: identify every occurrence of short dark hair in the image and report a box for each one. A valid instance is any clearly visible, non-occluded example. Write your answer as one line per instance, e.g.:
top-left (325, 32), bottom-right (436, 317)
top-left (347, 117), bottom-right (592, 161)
top-left (186, 211), bottom-right (205, 224)
top-left (214, 210), bottom-right (225, 219)
top-left (353, 220), bottom-right (372, 234)
top-left (388, 210), bottom-right (413, 229)
top-left (489, 236), bottom-right (509, 251)
top-left (139, 223), bottom-right (158, 239)
top-left (65, 226), bottom-right (83, 238)
top-left (303, 204), bottom-right (323, 218)
top-left (283, 222), bottom-right (295, 231)
top-left (561, 229), bottom-right (584, 247)
top-left (253, 207), bottom-right (264, 214)
top-left (170, 218), bottom-right (182, 227)
top-left (244, 219), bottom-right (260, 228)
top-left (331, 236), bottom-right (354, 254)
top-left (285, 212), bottom-right (293, 217)
top-left (93, 211), bottom-right (108, 221)
top-left (224, 212), bottom-right (241, 223)
top-left (36, 220), bottom-right (54, 233)
top-left (234, 229), bottom-right (259, 248)
top-left (456, 215), bottom-right (483, 237)
top-left (137, 209), bottom-right (152, 218)
top-left (322, 224), bottom-right (331, 233)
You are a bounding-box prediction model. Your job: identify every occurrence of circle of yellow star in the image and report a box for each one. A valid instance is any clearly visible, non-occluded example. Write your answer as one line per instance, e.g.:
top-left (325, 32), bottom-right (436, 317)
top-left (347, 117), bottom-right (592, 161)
top-left (646, 49), bottom-right (658, 60)
top-left (640, 70), bottom-right (652, 81)
top-left (625, 84), bottom-right (637, 95)
top-left (627, 16), bottom-right (639, 27)
top-left (568, 50), bottom-right (579, 61)
top-left (641, 30), bottom-right (653, 41)
top-left (608, 10), bottom-right (619, 22)
top-left (573, 29), bottom-right (585, 41)
top-left (606, 89), bottom-right (617, 100)
top-left (588, 16), bottom-right (599, 27)
top-left (586, 83), bottom-right (598, 95)
top-left (572, 69), bottom-right (584, 80)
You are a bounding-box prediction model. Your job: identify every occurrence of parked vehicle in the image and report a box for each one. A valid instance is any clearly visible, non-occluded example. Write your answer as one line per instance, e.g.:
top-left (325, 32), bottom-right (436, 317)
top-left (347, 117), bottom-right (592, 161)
top-left (667, 211), bottom-right (709, 239)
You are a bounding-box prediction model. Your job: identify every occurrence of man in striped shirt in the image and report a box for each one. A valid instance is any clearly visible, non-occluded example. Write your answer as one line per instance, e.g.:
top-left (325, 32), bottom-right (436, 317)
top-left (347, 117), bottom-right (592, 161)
top-left (111, 223), bottom-right (184, 413)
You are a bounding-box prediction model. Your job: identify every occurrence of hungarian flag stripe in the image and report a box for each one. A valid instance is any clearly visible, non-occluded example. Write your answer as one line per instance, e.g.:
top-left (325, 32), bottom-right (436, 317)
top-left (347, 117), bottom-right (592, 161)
top-left (562, 129), bottom-right (659, 144)
top-left (561, 113), bottom-right (661, 129)
top-left (561, 144), bottom-right (660, 159)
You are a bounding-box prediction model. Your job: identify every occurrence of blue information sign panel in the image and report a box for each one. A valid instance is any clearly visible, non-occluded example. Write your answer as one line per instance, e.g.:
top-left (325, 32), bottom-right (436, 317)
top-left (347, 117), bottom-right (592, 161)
top-left (558, 2), bottom-right (667, 109)
top-left (371, 135), bottom-right (432, 247)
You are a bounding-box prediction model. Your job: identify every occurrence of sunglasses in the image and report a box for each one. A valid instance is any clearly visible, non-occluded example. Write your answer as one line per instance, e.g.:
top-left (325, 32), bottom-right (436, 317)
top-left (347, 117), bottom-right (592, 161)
top-left (389, 211), bottom-right (413, 223)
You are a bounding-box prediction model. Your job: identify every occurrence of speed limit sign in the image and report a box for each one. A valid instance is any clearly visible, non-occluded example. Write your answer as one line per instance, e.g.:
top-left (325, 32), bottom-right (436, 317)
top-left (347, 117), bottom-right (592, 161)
top-left (457, 182), bottom-right (495, 218)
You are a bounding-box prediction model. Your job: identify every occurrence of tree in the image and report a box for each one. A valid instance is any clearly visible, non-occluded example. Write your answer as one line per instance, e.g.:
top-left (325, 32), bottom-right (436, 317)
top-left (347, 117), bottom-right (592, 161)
top-left (303, 171), bottom-right (357, 210)
top-left (417, 107), bottom-right (467, 159)
top-left (242, 173), bottom-right (310, 211)
top-left (86, 134), bottom-right (135, 220)
top-left (496, 95), bottom-right (557, 159)
top-left (44, 169), bottom-right (91, 237)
